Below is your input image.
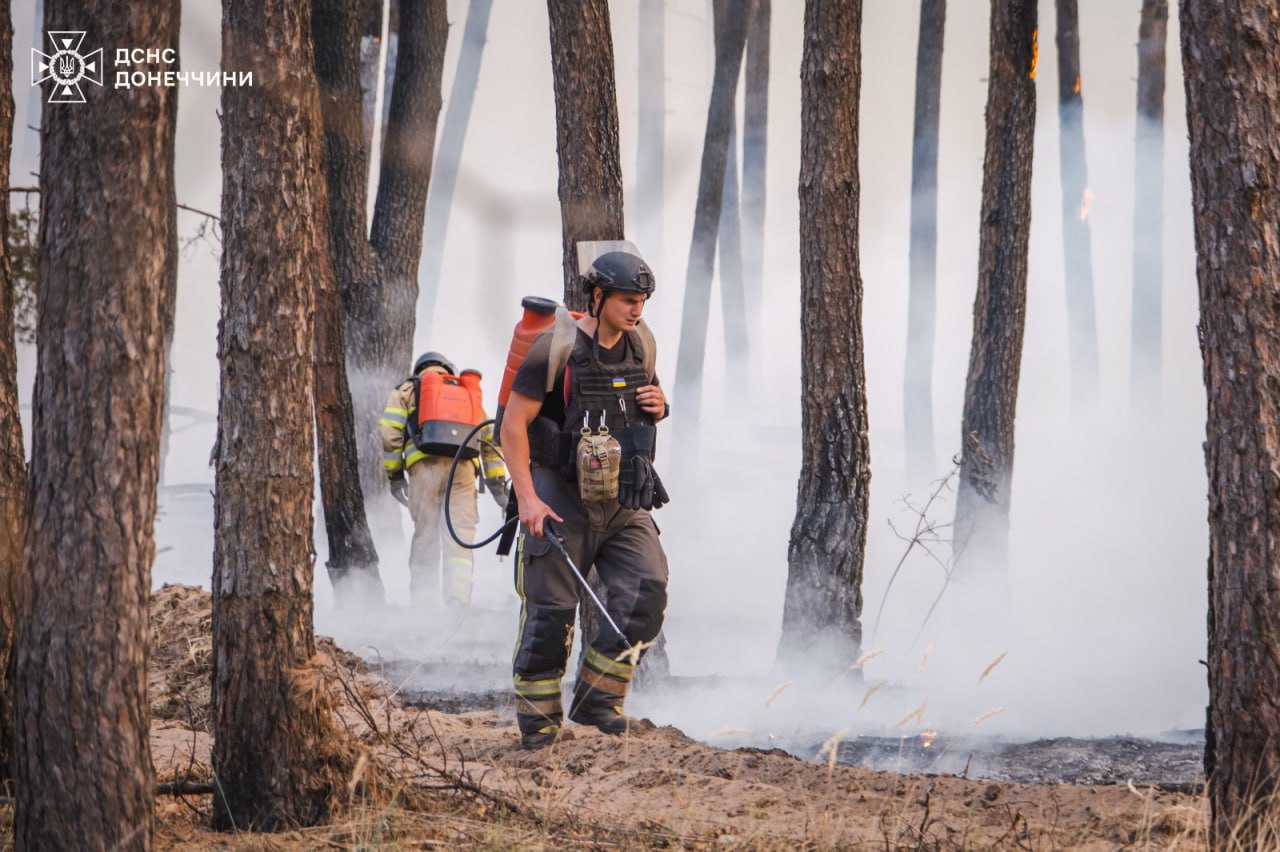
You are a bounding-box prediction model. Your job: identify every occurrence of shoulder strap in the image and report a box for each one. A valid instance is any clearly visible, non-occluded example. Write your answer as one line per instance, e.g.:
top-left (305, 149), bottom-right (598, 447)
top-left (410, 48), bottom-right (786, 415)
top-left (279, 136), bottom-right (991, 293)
top-left (545, 305), bottom-right (579, 395)
top-left (636, 319), bottom-right (657, 381)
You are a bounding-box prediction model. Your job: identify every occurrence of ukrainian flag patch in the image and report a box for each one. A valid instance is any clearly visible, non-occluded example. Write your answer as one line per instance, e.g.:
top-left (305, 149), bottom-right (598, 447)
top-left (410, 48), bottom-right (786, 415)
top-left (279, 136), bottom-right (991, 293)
top-left (612, 377), bottom-right (627, 388)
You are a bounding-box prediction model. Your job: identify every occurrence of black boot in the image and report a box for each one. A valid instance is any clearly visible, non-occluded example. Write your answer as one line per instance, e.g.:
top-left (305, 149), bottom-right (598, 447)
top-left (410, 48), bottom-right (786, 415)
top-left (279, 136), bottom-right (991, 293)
top-left (568, 646), bottom-right (634, 735)
top-left (515, 674), bottom-right (566, 749)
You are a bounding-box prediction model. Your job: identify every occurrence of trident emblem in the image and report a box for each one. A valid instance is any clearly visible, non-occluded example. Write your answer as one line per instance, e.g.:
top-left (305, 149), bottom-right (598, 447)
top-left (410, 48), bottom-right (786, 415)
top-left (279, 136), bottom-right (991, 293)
top-left (32, 31), bottom-right (103, 104)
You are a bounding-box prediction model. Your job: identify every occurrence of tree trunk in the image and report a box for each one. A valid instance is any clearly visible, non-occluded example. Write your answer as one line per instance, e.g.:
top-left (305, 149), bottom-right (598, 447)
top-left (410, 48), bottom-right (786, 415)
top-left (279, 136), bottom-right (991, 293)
top-left (0, 0), bottom-right (20, 786)
top-left (419, 0), bottom-right (495, 329)
top-left (309, 0), bottom-right (385, 599)
top-left (1054, 0), bottom-right (1098, 413)
top-left (637, 0), bottom-right (666, 277)
top-left (159, 16), bottom-right (179, 489)
top-left (716, 6), bottom-right (749, 409)
top-left (215, 0), bottom-right (354, 829)
top-left (673, 0), bottom-right (749, 466)
top-left (1131, 0), bottom-right (1167, 414)
top-left (1181, 2), bottom-right (1280, 843)
top-left (316, 0), bottom-right (449, 528)
top-left (951, 0), bottom-right (1037, 594)
top-left (742, 0), bottom-right (769, 356)
top-left (904, 0), bottom-right (944, 483)
top-left (546, 0), bottom-right (626, 309)
top-left (16, 1), bottom-right (178, 846)
top-left (777, 0), bottom-right (868, 669)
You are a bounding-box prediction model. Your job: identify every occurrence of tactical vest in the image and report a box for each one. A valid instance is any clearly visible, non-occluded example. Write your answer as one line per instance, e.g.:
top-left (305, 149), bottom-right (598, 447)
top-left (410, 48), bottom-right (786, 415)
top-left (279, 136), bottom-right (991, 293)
top-left (527, 331), bottom-right (656, 473)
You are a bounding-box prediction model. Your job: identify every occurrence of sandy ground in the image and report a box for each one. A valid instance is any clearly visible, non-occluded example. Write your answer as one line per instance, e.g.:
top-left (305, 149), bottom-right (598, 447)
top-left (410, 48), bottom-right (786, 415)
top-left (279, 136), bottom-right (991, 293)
top-left (143, 583), bottom-right (1210, 849)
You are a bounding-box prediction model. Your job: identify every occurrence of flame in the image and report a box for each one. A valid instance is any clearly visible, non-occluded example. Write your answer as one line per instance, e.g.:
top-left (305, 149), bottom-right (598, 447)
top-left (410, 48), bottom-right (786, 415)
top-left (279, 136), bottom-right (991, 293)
top-left (920, 730), bottom-right (939, 748)
top-left (1073, 75), bottom-right (1081, 94)
top-left (1078, 188), bottom-right (1093, 222)
top-left (1029, 29), bottom-right (1039, 80)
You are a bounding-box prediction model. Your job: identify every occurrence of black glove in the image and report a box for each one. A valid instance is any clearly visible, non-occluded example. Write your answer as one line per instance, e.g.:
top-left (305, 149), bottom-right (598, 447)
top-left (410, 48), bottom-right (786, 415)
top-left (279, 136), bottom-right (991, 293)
top-left (389, 472), bottom-right (409, 507)
top-left (484, 476), bottom-right (510, 510)
top-left (615, 425), bottom-right (670, 511)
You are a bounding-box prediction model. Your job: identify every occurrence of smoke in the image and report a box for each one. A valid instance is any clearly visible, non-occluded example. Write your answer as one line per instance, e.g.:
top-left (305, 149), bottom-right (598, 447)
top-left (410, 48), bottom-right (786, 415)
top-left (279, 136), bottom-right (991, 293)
top-left (14, 0), bottom-right (1208, 749)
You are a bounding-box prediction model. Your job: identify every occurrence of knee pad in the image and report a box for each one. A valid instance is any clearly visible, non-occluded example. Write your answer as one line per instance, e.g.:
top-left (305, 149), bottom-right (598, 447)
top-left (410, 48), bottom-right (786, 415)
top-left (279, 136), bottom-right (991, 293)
top-left (622, 578), bottom-right (667, 646)
top-left (514, 605), bottom-right (577, 675)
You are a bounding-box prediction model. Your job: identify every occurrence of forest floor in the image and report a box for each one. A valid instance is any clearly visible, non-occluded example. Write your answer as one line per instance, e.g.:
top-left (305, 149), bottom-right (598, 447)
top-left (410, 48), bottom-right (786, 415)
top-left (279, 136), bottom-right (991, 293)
top-left (145, 583), bottom-right (1210, 849)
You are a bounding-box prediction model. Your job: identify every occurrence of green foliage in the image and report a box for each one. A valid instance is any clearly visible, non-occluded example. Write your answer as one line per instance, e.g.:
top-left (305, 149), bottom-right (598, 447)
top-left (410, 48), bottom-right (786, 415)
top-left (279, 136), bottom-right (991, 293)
top-left (8, 202), bottom-right (37, 344)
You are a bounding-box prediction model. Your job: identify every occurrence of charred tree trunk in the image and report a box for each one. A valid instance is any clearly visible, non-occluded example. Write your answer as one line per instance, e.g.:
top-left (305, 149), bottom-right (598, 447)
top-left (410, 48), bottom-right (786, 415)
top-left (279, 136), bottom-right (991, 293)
top-left (0, 0), bottom-right (19, 785)
top-left (309, 0), bottom-right (385, 598)
top-left (16, 1), bottom-right (178, 846)
top-left (952, 0), bottom-right (1037, 595)
top-left (315, 0), bottom-right (448, 529)
top-left (419, 0), bottom-right (494, 329)
top-left (214, 0), bottom-right (354, 829)
top-left (637, 0), bottom-right (666, 276)
top-left (717, 4), bottom-right (748, 406)
top-left (546, 0), bottom-right (626, 309)
top-left (904, 0), bottom-right (944, 483)
top-left (1181, 2), bottom-right (1280, 843)
top-left (673, 0), bottom-right (749, 465)
top-left (1131, 0), bottom-right (1167, 414)
top-left (777, 0), bottom-right (868, 669)
top-left (1054, 0), bottom-right (1098, 412)
top-left (742, 0), bottom-right (770, 354)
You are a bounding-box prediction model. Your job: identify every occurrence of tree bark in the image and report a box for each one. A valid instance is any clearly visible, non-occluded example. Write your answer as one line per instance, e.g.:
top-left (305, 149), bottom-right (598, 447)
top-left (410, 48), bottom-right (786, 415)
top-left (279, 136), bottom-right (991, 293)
top-left (1181, 1), bottom-right (1280, 843)
top-left (637, 0), bottom-right (666, 277)
top-left (0, 0), bottom-right (20, 786)
top-left (904, 0), bottom-right (944, 483)
top-left (742, 0), bottom-right (770, 354)
top-left (673, 0), bottom-right (749, 465)
top-left (1054, 0), bottom-right (1098, 412)
top-left (16, 1), bottom-right (178, 846)
top-left (1131, 0), bottom-right (1167, 413)
top-left (309, 0), bottom-right (385, 598)
top-left (215, 0), bottom-right (354, 829)
top-left (315, 0), bottom-right (449, 527)
top-left (546, 0), bottom-right (626, 309)
top-left (419, 0), bottom-right (495, 327)
top-left (777, 0), bottom-right (868, 669)
top-left (952, 0), bottom-right (1037, 593)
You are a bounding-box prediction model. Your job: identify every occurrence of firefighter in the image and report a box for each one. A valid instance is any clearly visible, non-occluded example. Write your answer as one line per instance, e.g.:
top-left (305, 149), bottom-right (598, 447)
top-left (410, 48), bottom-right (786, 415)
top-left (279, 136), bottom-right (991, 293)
top-left (380, 351), bottom-right (508, 609)
top-left (500, 248), bottom-right (671, 750)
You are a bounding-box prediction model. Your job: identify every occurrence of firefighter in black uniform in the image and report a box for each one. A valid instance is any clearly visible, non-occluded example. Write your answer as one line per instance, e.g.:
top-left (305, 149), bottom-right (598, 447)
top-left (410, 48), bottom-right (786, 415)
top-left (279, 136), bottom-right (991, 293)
top-left (500, 248), bottom-right (671, 750)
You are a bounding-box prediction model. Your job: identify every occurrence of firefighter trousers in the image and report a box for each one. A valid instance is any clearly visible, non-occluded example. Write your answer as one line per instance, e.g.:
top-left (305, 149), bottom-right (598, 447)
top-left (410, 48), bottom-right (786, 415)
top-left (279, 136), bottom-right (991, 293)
top-left (512, 466), bottom-right (668, 733)
top-left (407, 455), bottom-right (478, 606)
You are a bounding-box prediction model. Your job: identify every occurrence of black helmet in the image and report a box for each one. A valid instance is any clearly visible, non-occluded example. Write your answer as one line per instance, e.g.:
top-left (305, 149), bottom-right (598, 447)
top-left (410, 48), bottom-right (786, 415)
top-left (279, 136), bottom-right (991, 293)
top-left (413, 351), bottom-right (456, 375)
top-left (582, 251), bottom-right (655, 298)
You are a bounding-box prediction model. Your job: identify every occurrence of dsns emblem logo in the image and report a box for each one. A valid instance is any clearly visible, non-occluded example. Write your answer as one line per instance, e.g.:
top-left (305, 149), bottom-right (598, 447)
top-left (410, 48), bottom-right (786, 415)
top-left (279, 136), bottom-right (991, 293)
top-left (31, 31), bottom-right (103, 104)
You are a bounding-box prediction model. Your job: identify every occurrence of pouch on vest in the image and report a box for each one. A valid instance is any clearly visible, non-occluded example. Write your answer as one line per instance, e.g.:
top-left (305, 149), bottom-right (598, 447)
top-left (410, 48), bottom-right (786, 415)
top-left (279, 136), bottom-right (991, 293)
top-left (576, 421), bottom-right (622, 502)
top-left (413, 370), bottom-right (484, 459)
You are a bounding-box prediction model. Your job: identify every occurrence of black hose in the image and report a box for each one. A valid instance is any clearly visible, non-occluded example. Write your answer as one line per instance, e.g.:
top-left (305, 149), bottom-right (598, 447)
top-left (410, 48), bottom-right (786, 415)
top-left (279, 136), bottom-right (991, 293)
top-left (444, 418), bottom-right (518, 549)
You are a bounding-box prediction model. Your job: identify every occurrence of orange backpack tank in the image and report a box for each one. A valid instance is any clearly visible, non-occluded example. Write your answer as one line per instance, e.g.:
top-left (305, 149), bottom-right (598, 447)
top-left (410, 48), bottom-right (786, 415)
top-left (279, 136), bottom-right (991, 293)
top-left (414, 369), bottom-right (485, 459)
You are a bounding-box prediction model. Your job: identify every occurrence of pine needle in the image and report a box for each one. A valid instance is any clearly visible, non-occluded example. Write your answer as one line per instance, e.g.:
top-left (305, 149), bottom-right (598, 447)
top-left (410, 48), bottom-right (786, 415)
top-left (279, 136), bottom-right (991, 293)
top-left (858, 680), bottom-right (888, 710)
top-left (894, 698), bottom-right (929, 729)
top-left (972, 706), bottom-right (1006, 725)
top-left (918, 644), bottom-right (934, 675)
top-left (978, 651), bottom-right (1008, 684)
top-left (850, 648), bottom-right (886, 670)
top-left (764, 680), bottom-right (793, 709)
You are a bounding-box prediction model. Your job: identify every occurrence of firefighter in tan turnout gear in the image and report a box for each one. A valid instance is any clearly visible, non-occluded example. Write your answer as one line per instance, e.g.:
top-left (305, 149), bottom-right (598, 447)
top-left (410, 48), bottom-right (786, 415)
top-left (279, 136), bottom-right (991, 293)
top-left (500, 244), bottom-right (671, 750)
top-left (381, 351), bottom-right (508, 608)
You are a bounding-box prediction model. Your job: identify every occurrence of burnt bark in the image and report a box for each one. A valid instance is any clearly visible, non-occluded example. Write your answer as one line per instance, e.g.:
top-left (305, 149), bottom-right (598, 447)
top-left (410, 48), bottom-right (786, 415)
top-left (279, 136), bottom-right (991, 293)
top-left (546, 0), bottom-right (626, 309)
top-left (16, 1), bottom-right (178, 846)
top-left (637, 0), bottom-right (666, 276)
top-left (314, 0), bottom-right (448, 528)
top-left (309, 0), bottom-right (385, 598)
top-left (952, 0), bottom-right (1036, 592)
top-left (419, 0), bottom-right (494, 323)
top-left (673, 0), bottom-right (749, 462)
top-left (0, 0), bottom-right (19, 786)
top-left (215, 0), bottom-right (354, 829)
top-left (904, 0), bottom-right (944, 482)
top-left (742, 0), bottom-right (770, 352)
top-left (1132, 0), bottom-right (1167, 413)
top-left (777, 0), bottom-right (868, 669)
top-left (1054, 0), bottom-right (1098, 412)
top-left (1181, 1), bottom-right (1280, 843)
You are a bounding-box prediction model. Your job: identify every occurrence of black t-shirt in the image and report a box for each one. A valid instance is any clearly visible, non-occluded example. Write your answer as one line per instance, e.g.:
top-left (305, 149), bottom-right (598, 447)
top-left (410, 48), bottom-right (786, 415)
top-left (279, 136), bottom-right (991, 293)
top-left (511, 328), bottom-right (657, 427)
